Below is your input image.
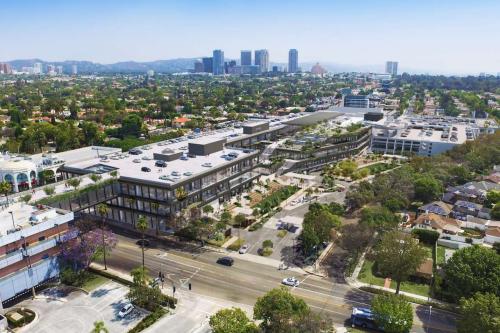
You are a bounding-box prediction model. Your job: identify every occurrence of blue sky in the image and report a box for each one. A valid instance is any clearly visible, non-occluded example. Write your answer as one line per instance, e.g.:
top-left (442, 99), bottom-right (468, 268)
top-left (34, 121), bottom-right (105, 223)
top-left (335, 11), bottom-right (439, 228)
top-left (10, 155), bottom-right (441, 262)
top-left (1, 0), bottom-right (499, 74)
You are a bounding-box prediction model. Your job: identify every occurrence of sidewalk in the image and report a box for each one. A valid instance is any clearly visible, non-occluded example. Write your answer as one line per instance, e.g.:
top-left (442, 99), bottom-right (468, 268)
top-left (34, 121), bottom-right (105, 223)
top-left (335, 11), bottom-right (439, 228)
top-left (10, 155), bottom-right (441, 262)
top-left (226, 252), bottom-right (307, 275)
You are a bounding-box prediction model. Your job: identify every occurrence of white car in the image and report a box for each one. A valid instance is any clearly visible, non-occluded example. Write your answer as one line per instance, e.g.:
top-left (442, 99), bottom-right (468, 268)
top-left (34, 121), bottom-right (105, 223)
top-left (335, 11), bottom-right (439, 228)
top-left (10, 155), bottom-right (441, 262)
top-left (282, 277), bottom-right (300, 287)
top-left (239, 244), bottom-right (249, 254)
top-left (118, 303), bottom-right (134, 318)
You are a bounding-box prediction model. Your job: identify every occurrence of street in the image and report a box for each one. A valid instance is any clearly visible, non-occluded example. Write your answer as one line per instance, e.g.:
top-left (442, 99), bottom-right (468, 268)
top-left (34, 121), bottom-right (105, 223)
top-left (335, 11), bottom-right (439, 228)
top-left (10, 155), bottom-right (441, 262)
top-left (105, 234), bottom-right (457, 333)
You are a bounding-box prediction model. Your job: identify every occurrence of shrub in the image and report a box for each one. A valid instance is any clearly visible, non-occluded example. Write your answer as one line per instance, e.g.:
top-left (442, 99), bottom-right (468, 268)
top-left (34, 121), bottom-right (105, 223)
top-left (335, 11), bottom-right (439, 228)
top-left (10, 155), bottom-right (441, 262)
top-left (128, 307), bottom-right (167, 333)
top-left (261, 247), bottom-right (273, 256)
top-left (262, 239), bottom-right (273, 248)
top-left (227, 238), bottom-right (246, 251)
top-left (411, 229), bottom-right (440, 245)
top-left (277, 230), bottom-right (287, 238)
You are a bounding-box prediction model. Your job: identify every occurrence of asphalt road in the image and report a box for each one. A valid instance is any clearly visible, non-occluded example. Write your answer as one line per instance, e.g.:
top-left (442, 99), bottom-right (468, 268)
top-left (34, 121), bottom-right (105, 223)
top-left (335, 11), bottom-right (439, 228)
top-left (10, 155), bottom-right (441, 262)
top-left (105, 234), bottom-right (457, 333)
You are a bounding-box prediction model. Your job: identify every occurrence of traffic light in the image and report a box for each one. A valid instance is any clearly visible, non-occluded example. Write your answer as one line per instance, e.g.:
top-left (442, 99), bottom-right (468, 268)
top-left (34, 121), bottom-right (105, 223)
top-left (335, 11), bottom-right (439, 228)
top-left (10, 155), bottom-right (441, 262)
top-left (188, 283), bottom-right (192, 290)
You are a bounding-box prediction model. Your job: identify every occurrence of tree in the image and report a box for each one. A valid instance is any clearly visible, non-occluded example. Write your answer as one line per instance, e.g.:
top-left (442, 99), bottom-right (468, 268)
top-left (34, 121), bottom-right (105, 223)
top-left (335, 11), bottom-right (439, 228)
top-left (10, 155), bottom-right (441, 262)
top-left (373, 231), bottom-right (427, 294)
top-left (96, 203), bottom-right (109, 270)
top-left (60, 227), bottom-right (117, 270)
top-left (137, 215), bottom-right (148, 272)
top-left (253, 287), bottom-right (310, 333)
top-left (359, 206), bottom-right (399, 232)
top-left (486, 190), bottom-right (500, 207)
top-left (43, 186), bottom-right (55, 196)
top-left (20, 194), bottom-right (32, 205)
top-left (301, 206), bottom-right (341, 254)
top-left (233, 213), bottom-right (247, 227)
top-left (175, 187), bottom-right (188, 201)
top-left (414, 175), bottom-right (443, 203)
top-left (89, 173), bottom-right (102, 183)
top-left (0, 181), bottom-right (12, 205)
top-left (371, 294), bottom-right (413, 333)
top-left (66, 178), bottom-right (81, 190)
top-left (209, 308), bottom-right (258, 333)
top-left (110, 170), bottom-right (118, 179)
top-left (337, 223), bottom-right (373, 253)
top-left (203, 205), bottom-right (214, 215)
top-left (121, 114), bottom-right (143, 138)
top-left (458, 292), bottom-right (500, 333)
top-left (345, 181), bottom-right (374, 209)
top-left (443, 246), bottom-right (500, 301)
top-left (91, 321), bottom-right (109, 333)
top-left (491, 203), bottom-right (500, 220)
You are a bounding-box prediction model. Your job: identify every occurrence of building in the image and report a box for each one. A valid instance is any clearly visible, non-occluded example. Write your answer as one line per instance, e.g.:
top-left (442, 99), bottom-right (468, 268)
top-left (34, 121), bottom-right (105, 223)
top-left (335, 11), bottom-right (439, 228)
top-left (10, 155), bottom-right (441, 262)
top-left (0, 147), bottom-right (121, 193)
top-left (370, 115), bottom-right (489, 156)
top-left (56, 66), bottom-right (63, 75)
top-left (385, 61), bottom-right (398, 76)
top-left (0, 204), bottom-right (73, 305)
top-left (343, 95), bottom-right (370, 108)
top-left (0, 63), bottom-right (12, 75)
top-left (212, 49), bottom-right (225, 75)
top-left (194, 60), bottom-right (204, 73)
top-left (202, 57), bottom-right (213, 73)
top-left (147, 70), bottom-right (155, 76)
top-left (310, 63), bottom-right (326, 76)
top-left (71, 64), bottom-right (77, 75)
top-left (288, 49), bottom-right (298, 73)
top-left (34, 63), bottom-right (43, 75)
top-left (254, 49), bottom-right (269, 73)
top-left (47, 65), bottom-right (56, 76)
top-left (240, 50), bottom-right (252, 66)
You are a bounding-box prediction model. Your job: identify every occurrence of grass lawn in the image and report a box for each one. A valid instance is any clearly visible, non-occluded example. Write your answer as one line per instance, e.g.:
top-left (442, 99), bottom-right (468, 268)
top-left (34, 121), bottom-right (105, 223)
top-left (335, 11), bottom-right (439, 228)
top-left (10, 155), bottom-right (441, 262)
top-left (358, 260), bottom-right (430, 297)
top-left (359, 162), bottom-right (396, 175)
top-left (436, 245), bottom-right (446, 265)
top-left (82, 273), bottom-right (109, 292)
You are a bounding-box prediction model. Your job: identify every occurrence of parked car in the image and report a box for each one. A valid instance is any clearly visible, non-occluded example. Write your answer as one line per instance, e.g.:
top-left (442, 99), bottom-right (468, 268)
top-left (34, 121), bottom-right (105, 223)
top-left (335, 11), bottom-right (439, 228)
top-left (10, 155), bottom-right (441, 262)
top-left (216, 256), bottom-right (234, 266)
top-left (282, 277), bottom-right (300, 287)
top-left (238, 244), bottom-right (249, 254)
top-left (141, 167), bottom-right (151, 172)
top-left (155, 160), bottom-right (167, 167)
top-left (118, 303), bottom-right (134, 318)
top-left (136, 239), bottom-right (150, 247)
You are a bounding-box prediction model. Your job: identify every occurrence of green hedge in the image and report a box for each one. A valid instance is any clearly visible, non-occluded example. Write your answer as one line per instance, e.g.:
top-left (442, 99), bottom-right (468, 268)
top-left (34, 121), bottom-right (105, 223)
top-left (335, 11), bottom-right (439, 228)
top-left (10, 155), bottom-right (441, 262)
top-left (255, 185), bottom-right (299, 215)
top-left (128, 307), bottom-right (167, 333)
top-left (411, 229), bottom-right (440, 245)
top-left (35, 178), bottom-right (116, 205)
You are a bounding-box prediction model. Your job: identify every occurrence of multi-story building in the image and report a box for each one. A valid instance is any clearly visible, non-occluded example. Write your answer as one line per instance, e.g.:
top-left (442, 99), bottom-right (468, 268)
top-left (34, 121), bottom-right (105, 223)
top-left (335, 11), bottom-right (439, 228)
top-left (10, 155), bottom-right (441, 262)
top-left (0, 63), bottom-right (12, 75)
top-left (370, 115), bottom-right (496, 156)
top-left (255, 49), bottom-right (269, 73)
top-left (385, 61), bottom-right (398, 76)
top-left (34, 62), bottom-right (43, 74)
top-left (343, 95), bottom-right (370, 108)
top-left (0, 205), bottom-right (73, 305)
top-left (71, 64), bottom-right (78, 75)
top-left (194, 60), bottom-right (204, 73)
top-left (202, 57), bottom-right (213, 73)
top-left (288, 49), bottom-right (298, 73)
top-left (212, 50), bottom-right (225, 75)
top-left (240, 50), bottom-right (252, 66)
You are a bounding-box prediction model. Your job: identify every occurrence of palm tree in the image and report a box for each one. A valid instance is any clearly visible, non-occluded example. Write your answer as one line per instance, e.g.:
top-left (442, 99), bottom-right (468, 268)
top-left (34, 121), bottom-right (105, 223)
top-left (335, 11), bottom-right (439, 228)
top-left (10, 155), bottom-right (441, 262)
top-left (91, 321), bottom-right (109, 333)
top-left (136, 215), bottom-right (148, 273)
top-left (175, 187), bottom-right (188, 201)
top-left (96, 203), bottom-right (109, 270)
top-left (0, 181), bottom-right (12, 206)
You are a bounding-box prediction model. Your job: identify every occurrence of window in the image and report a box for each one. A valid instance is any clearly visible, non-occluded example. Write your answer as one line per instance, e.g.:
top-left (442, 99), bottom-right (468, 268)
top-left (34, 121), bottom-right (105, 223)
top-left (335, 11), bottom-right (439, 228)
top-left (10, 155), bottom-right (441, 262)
top-left (38, 236), bottom-right (46, 242)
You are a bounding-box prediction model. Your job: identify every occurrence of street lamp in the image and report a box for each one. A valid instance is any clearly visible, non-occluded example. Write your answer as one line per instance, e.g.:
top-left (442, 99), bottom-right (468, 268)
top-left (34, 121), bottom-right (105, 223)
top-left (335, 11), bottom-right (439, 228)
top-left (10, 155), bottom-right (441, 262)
top-left (8, 211), bottom-right (15, 230)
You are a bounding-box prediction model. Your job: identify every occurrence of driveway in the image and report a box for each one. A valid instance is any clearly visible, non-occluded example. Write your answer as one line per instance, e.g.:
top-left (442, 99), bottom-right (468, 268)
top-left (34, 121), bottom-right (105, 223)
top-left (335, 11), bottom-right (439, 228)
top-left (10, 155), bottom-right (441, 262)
top-left (14, 281), bottom-right (145, 333)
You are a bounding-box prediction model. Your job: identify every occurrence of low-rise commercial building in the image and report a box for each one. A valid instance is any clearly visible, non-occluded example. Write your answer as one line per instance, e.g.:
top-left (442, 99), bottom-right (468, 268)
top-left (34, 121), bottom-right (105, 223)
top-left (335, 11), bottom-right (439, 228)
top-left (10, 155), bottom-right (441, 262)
top-left (0, 205), bottom-right (73, 305)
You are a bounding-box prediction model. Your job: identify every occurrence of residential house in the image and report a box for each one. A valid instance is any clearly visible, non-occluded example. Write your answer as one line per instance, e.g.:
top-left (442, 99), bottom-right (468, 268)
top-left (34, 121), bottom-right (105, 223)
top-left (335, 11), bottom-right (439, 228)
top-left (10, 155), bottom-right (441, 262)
top-left (484, 227), bottom-right (500, 245)
top-left (413, 213), bottom-right (462, 235)
top-left (418, 201), bottom-right (453, 217)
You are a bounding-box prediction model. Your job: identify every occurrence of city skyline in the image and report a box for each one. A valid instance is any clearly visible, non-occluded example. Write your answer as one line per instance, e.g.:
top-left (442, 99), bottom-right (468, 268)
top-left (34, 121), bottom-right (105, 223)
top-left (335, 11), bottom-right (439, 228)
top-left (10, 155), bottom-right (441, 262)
top-left (0, 0), bottom-right (499, 75)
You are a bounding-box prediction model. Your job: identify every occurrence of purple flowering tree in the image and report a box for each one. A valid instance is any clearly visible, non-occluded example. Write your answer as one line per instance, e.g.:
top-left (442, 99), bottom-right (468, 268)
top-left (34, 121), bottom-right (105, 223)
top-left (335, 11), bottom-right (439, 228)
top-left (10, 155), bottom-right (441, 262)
top-left (60, 227), bottom-right (118, 270)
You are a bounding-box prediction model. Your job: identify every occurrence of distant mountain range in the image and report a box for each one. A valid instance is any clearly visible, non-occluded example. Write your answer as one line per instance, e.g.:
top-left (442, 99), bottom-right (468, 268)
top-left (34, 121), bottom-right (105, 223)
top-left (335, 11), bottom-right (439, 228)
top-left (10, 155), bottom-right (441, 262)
top-left (6, 58), bottom-right (201, 74)
top-left (6, 58), bottom-right (388, 74)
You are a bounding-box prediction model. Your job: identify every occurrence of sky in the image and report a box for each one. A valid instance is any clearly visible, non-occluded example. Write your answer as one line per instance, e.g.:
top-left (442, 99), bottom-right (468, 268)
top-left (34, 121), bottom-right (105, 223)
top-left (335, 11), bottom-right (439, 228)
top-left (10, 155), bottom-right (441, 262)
top-left (1, 0), bottom-right (500, 75)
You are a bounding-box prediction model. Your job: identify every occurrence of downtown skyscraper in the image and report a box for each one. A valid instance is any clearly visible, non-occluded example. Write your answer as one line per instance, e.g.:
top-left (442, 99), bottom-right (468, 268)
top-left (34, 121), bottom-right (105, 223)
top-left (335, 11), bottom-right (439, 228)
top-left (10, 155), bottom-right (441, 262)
top-left (240, 50), bottom-right (252, 66)
top-left (254, 49), bottom-right (269, 73)
top-left (213, 49), bottom-right (225, 75)
top-left (385, 61), bottom-right (398, 76)
top-left (288, 49), bottom-right (298, 73)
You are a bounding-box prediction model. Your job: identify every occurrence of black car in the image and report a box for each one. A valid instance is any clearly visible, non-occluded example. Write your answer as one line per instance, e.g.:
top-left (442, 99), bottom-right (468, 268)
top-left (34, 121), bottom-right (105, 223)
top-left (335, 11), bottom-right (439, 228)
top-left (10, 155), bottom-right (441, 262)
top-left (155, 160), bottom-right (167, 167)
top-left (129, 149), bottom-right (143, 155)
top-left (141, 166), bottom-right (151, 172)
top-left (136, 239), bottom-right (151, 247)
top-left (216, 256), bottom-right (234, 266)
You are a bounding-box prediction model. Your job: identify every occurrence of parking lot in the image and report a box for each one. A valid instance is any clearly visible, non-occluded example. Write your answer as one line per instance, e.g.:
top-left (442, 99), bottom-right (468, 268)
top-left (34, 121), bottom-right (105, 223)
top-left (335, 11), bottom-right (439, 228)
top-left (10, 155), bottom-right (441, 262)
top-left (16, 281), bottom-right (145, 333)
